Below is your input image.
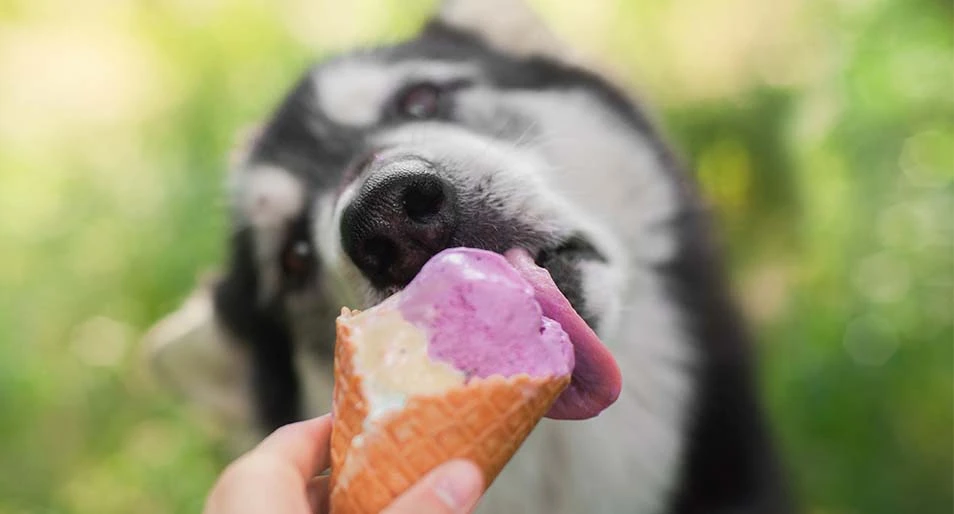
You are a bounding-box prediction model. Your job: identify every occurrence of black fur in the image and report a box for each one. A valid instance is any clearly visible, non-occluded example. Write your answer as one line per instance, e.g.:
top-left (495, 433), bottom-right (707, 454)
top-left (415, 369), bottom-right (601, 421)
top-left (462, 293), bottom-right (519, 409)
top-left (663, 194), bottom-right (793, 513)
top-left (213, 228), bottom-right (301, 431)
top-left (250, 73), bottom-right (358, 190)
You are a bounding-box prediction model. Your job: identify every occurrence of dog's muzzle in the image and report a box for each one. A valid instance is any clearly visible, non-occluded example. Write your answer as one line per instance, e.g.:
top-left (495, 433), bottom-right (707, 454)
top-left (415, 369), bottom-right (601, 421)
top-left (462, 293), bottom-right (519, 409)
top-left (340, 155), bottom-right (459, 289)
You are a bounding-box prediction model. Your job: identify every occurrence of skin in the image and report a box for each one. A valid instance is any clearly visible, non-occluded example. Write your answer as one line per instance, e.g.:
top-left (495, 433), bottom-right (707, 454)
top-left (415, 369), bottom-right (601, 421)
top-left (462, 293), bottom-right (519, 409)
top-left (204, 414), bottom-right (485, 514)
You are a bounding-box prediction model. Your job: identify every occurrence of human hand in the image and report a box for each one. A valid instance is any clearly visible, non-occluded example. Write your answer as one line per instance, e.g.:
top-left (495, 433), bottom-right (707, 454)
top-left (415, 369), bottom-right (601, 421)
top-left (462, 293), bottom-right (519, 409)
top-left (204, 414), bottom-right (485, 514)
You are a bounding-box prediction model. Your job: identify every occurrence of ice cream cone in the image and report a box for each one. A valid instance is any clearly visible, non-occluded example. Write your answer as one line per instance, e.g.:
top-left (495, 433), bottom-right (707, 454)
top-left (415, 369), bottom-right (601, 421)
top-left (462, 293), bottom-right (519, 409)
top-left (329, 309), bottom-right (570, 514)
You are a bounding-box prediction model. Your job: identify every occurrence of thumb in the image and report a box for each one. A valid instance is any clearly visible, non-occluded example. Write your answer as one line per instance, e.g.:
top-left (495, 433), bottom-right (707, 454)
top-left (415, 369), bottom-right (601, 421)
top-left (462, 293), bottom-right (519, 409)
top-left (382, 459), bottom-right (484, 514)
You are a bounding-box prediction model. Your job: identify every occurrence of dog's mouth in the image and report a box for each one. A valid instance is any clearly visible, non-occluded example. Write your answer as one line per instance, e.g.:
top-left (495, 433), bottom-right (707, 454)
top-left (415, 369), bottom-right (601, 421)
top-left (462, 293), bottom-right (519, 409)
top-left (532, 235), bottom-right (605, 327)
top-left (369, 234), bottom-right (605, 329)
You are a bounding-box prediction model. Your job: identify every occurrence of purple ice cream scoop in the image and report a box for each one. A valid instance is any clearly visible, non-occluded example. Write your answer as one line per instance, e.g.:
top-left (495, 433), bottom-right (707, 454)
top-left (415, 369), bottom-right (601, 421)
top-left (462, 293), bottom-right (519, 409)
top-left (398, 249), bottom-right (574, 380)
top-left (396, 247), bottom-right (622, 420)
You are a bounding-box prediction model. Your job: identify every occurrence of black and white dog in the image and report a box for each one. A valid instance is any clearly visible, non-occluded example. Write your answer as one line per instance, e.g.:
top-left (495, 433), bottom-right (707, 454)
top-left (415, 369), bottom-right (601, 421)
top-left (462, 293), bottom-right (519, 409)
top-left (145, 1), bottom-right (791, 512)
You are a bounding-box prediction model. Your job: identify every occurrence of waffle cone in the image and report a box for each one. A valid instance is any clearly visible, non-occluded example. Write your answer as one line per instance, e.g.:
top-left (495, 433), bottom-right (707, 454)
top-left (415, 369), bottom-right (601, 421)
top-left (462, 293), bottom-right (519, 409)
top-left (329, 309), bottom-right (570, 514)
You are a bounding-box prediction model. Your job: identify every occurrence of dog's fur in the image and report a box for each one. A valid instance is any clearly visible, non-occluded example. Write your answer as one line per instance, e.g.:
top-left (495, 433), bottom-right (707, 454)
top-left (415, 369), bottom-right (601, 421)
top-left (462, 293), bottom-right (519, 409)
top-left (145, 1), bottom-right (791, 512)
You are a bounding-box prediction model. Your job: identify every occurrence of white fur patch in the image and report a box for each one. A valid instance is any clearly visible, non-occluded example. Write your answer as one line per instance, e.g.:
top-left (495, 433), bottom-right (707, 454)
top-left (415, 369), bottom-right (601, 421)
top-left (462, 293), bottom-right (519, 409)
top-left (313, 190), bottom-right (367, 309)
top-left (236, 165), bottom-right (305, 229)
top-left (495, 88), bottom-right (682, 265)
top-left (313, 60), bottom-right (480, 127)
top-left (230, 165), bottom-right (307, 301)
top-left (313, 62), bottom-right (394, 127)
top-left (556, 271), bottom-right (695, 514)
top-left (577, 258), bottom-right (624, 335)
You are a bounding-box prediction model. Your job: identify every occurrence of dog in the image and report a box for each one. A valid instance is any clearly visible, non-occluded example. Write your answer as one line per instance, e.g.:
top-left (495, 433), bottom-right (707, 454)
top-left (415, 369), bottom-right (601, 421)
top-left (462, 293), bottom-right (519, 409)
top-left (144, 1), bottom-right (792, 512)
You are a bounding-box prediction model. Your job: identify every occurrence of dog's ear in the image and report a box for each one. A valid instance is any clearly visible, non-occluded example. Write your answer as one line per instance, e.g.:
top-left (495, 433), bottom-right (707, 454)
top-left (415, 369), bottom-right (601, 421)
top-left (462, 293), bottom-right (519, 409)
top-left (210, 228), bottom-right (303, 432)
top-left (144, 229), bottom-right (305, 444)
top-left (432, 0), bottom-right (582, 66)
top-left (141, 274), bottom-right (259, 452)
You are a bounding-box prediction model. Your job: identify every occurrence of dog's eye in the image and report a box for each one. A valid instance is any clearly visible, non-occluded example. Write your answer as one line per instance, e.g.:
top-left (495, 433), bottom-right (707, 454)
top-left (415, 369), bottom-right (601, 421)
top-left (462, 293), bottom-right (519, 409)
top-left (281, 239), bottom-right (313, 285)
top-left (396, 83), bottom-right (442, 120)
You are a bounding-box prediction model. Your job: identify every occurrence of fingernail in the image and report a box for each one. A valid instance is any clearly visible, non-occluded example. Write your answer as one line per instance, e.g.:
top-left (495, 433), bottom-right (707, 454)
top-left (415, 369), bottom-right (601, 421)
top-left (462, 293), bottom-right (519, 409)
top-left (433, 460), bottom-right (483, 509)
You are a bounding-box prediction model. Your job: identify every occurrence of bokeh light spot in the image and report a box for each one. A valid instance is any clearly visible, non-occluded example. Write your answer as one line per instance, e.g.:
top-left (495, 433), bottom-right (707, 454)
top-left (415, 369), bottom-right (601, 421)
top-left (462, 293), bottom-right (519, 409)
top-left (842, 315), bottom-right (900, 367)
top-left (853, 251), bottom-right (911, 304)
top-left (69, 316), bottom-right (132, 369)
top-left (899, 130), bottom-right (954, 189)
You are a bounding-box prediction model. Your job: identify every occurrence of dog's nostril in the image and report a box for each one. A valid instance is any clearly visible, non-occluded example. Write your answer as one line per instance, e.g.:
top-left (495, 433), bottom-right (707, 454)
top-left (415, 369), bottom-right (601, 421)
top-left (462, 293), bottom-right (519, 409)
top-left (402, 177), bottom-right (445, 223)
top-left (361, 236), bottom-right (398, 274)
top-left (340, 158), bottom-right (459, 288)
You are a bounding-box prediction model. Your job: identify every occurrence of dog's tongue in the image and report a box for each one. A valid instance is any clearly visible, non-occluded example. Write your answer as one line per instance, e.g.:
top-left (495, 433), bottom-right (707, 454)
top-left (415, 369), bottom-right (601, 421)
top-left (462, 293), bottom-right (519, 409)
top-left (504, 248), bottom-right (622, 419)
top-left (396, 247), bottom-right (621, 420)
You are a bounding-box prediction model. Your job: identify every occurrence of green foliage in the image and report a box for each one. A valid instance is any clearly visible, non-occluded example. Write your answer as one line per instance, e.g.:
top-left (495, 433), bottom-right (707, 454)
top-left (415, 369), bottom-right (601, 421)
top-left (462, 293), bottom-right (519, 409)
top-left (0, 0), bottom-right (950, 512)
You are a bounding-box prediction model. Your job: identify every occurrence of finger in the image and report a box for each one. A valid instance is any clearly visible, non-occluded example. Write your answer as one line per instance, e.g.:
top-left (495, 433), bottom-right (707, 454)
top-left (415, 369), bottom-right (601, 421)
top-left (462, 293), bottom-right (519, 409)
top-left (307, 476), bottom-right (330, 514)
top-left (205, 455), bottom-right (314, 514)
top-left (382, 460), bottom-right (484, 514)
top-left (252, 414), bottom-right (333, 481)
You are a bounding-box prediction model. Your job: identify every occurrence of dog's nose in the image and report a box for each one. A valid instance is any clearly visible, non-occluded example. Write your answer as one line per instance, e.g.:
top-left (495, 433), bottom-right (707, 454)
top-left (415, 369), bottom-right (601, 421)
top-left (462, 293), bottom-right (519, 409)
top-left (340, 157), bottom-right (458, 288)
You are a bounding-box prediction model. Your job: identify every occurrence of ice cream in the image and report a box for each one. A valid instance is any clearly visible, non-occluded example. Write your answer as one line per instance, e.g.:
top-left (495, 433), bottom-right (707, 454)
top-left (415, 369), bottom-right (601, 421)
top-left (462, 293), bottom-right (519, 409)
top-left (329, 247), bottom-right (622, 513)
top-left (398, 249), bottom-right (575, 381)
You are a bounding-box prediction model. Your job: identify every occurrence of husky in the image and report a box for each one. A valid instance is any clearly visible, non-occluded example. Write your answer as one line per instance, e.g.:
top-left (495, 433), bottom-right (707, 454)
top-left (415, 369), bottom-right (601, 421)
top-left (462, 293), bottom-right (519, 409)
top-left (144, 0), bottom-right (792, 512)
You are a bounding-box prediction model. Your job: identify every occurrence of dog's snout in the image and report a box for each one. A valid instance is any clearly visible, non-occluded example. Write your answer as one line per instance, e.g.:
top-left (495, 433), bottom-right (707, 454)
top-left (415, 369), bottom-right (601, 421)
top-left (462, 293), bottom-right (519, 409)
top-left (340, 158), bottom-right (458, 288)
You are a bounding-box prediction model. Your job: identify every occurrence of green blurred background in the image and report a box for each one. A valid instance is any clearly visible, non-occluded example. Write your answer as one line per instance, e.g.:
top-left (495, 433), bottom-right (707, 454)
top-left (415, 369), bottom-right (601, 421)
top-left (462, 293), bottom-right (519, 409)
top-left (0, 0), bottom-right (951, 512)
